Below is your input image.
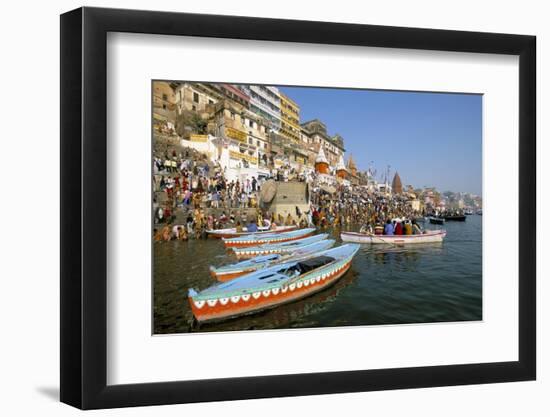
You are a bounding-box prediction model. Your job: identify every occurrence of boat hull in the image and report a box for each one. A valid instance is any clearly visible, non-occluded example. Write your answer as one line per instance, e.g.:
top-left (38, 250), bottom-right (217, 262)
top-left (212, 240), bottom-right (335, 281)
top-left (341, 230), bottom-right (446, 244)
top-left (189, 257), bottom-right (354, 323)
top-left (222, 228), bottom-right (314, 248)
top-left (206, 225), bottom-right (296, 239)
top-left (428, 217), bottom-right (445, 225)
top-left (444, 215), bottom-right (466, 221)
top-left (231, 234), bottom-right (327, 259)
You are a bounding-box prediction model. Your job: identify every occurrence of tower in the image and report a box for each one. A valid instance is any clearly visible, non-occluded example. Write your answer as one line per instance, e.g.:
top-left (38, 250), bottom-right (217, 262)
top-left (392, 171), bottom-right (403, 194)
top-left (314, 146), bottom-right (329, 174)
top-left (336, 154), bottom-right (347, 179)
top-left (347, 154), bottom-right (357, 177)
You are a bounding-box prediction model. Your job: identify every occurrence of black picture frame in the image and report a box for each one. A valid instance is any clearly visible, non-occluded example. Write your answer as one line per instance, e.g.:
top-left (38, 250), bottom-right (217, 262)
top-left (60, 6), bottom-right (536, 410)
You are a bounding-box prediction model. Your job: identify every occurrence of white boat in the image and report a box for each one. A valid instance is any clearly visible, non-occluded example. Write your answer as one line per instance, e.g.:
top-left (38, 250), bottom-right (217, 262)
top-left (232, 234), bottom-right (328, 259)
top-left (206, 225), bottom-right (296, 239)
top-left (341, 230), bottom-right (446, 245)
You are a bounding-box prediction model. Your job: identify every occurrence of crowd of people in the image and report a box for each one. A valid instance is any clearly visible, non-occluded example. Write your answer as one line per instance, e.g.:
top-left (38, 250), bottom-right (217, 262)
top-left (152, 141), bottom-right (427, 242)
top-left (153, 146), bottom-right (266, 222)
top-left (308, 184), bottom-right (424, 233)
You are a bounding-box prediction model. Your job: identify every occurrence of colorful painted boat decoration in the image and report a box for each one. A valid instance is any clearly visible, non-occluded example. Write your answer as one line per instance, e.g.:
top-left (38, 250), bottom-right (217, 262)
top-left (231, 233), bottom-right (328, 259)
top-left (206, 225), bottom-right (296, 239)
top-left (341, 229), bottom-right (446, 245)
top-left (210, 239), bottom-right (336, 281)
top-left (222, 227), bottom-right (316, 248)
top-left (188, 244), bottom-right (360, 323)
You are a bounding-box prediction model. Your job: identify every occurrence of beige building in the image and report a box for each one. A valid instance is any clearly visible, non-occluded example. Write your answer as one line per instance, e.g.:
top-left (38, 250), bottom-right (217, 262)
top-left (152, 81), bottom-right (177, 133)
top-left (300, 119), bottom-right (345, 168)
top-left (173, 82), bottom-right (221, 115)
top-left (242, 111), bottom-right (270, 169)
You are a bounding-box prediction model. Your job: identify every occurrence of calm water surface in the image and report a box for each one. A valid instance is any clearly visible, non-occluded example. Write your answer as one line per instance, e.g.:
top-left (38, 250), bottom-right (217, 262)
top-left (153, 215), bottom-right (482, 334)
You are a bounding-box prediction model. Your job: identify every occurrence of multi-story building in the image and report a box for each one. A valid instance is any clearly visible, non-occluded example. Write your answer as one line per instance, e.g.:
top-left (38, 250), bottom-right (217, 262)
top-left (174, 82), bottom-right (250, 115)
top-left (174, 82), bottom-right (217, 114)
top-left (209, 100), bottom-right (264, 182)
top-left (242, 110), bottom-right (271, 170)
top-left (152, 81), bottom-right (177, 132)
top-left (279, 92), bottom-right (301, 142)
top-left (301, 119), bottom-right (345, 168)
top-left (237, 85), bottom-right (281, 131)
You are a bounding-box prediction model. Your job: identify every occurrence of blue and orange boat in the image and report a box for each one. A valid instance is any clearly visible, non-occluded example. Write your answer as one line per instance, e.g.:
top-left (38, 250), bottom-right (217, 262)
top-left (188, 244), bottom-right (360, 323)
top-left (222, 227), bottom-right (315, 248)
top-left (210, 239), bottom-right (336, 281)
top-left (231, 233), bottom-right (328, 259)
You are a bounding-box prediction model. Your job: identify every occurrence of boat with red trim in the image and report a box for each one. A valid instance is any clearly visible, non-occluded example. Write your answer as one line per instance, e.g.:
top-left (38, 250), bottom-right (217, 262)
top-left (222, 227), bottom-right (315, 248)
top-left (210, 239), bottom-right (336, 281)
top-left (341, 229), bottom-right (446, 244)
top-left (206, 225), bottom-right (296, 239)
top-left (232, 233), bottom-right (328, 259)
top-left (188, 244), bottom-right (360, 323)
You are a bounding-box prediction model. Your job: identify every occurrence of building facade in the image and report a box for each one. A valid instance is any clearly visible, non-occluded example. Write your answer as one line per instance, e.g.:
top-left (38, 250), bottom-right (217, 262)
top-left (152, 81), bottom-right (177, 133)
top-left (238, 85), bottom-right (282, 131)
top-left (301, 119), bottom-right (346, 168)
top-left (279, 92), bottom-right (301, 142)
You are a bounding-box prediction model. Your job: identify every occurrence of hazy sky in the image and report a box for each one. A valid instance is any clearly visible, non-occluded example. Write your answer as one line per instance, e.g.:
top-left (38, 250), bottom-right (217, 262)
top-left (278, 86), bottom-right (482, 195)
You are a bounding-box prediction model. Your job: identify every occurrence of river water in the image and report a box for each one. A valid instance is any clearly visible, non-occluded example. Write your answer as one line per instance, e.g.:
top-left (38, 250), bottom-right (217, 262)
top-left (153, 215), bottom-right (482, 334)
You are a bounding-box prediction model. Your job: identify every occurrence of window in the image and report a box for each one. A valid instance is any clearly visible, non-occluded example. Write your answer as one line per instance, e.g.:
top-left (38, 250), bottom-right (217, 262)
top-left (162, 93), bottom-right (168, 101)
top-left (209, 99), bottom-right (214, 105)
top-left (192, 105), bottom-right (196, 111)
top-left (248, 138), bottom-right (253, 145)
top-left (193, 92), bottom-right (199, 103)
top-left (256, 140), bottom-right (260, 147)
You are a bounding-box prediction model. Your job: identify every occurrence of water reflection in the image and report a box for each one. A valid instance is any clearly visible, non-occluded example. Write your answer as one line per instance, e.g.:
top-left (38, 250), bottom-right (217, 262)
top-left (154, 216), bottom-right (482, 334)
top-left (193, 268), bottom-right (358, 333)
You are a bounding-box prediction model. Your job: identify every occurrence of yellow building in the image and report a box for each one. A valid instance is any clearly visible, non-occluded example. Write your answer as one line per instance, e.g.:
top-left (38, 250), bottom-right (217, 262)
top-left (279, 92), bottom-right (301, 142)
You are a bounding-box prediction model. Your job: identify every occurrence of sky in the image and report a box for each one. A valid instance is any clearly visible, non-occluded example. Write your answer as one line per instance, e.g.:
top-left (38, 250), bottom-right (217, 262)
top-left (278, 86), bottom-right (482, 195)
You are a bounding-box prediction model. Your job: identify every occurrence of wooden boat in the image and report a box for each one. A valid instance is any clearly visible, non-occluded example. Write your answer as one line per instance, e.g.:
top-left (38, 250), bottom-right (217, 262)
top-left (428, 216), bottom-right (445, 225)
top-left (341, 229), bottom-right (446, 245)
top-left (188, 244), bottom-right (360, 323)
top-left (232, 233), bottom-right (328, 259)
top-left (206, 225), bottom-right (296, 239)
top-left (211, 239), bottom-right (336, 282)
top-left (443, 215), bottom-right (466, 221)
top-left (222, 227), bottom-right (315, 248)
top-left (464, 209), bottom-right (473, 215)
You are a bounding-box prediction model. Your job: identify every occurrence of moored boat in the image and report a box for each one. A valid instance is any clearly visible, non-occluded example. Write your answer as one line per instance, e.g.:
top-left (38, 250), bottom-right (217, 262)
top-left (341, 229), bottom-right (446, 245)
top-left (222, 227), bottom-right (315, 248)
top-left (232, 233), bottom-right (328, 259)
top-left (206, 225), bottom-right (296, 239)
top-left (428, 216), bottom-right (445, 225)
top-left (211, 239), bottom-right (336, 281)
top-left (443, 215), bottom-right (466, 221)
top-left (188, 244), bottom-right (360, 323)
